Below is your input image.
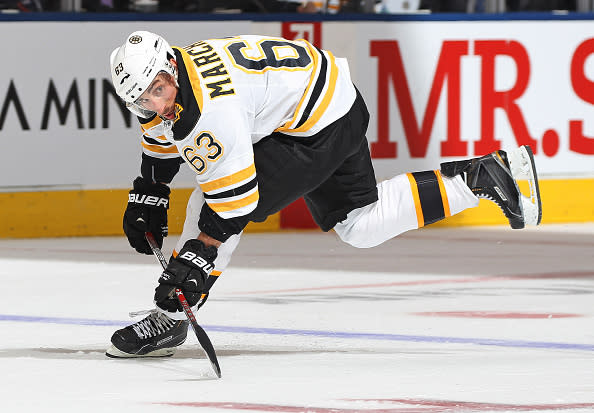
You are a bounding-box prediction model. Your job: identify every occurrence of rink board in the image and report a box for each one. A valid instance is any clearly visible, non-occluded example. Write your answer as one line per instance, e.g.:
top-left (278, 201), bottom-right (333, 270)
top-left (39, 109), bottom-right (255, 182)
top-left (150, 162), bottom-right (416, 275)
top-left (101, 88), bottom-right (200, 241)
top-left (1, 15), bottom-right (594, 237)
top-left (0, 177), bottom-right (591, 237)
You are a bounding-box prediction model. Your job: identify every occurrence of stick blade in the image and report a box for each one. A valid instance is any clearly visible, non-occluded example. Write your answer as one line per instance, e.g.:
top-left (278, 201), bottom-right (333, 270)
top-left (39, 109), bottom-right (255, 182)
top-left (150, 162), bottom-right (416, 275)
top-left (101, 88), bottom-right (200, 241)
top-left (175, 288), bottom-right (222, 378)
top-left (195, 325), bottom-right (222, 378)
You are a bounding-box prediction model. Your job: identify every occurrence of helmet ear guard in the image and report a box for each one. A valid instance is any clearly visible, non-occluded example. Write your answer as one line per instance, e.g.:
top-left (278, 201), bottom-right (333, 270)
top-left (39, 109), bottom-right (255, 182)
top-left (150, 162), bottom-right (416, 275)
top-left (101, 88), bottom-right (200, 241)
top-left (110, 31), bottom-right (178, 115)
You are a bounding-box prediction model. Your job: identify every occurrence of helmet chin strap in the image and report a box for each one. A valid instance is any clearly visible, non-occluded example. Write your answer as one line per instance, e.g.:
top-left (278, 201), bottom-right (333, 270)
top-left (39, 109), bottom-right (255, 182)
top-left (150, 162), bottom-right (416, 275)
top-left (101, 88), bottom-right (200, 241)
top-left (173, 69), bottom-right (179, 88)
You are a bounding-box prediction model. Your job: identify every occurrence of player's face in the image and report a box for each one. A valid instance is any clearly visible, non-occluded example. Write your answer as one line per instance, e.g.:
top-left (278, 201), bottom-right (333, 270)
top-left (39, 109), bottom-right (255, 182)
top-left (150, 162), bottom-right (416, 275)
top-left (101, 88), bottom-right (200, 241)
top-left (135, 72), bottom-right (178, 120)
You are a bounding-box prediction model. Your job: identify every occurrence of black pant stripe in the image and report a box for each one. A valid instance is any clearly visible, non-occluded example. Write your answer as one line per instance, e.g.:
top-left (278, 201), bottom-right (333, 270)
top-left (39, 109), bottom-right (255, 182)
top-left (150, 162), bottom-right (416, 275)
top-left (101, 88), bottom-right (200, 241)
top-left (412, 171), bottom-right (445, 226)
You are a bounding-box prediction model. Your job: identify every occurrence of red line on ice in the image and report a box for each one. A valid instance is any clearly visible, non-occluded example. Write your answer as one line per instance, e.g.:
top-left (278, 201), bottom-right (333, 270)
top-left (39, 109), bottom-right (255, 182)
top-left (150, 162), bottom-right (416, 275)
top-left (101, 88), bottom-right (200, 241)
top-left (157, 402), bottom-right (433, 412)
top-left (412, 311), bottom-right (581, 319)
top-left (157, 399), bottom-right (594, 412)
top-left (357, 399), bottom-right (594, 411)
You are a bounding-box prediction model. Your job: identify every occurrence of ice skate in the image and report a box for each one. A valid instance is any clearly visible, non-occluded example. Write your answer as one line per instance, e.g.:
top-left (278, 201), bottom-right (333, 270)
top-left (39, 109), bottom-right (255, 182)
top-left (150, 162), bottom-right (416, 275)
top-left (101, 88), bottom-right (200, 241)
top-left (106, 310), bottom-right (188, 358)
top-left (440, 145), bottom-right (542, 229)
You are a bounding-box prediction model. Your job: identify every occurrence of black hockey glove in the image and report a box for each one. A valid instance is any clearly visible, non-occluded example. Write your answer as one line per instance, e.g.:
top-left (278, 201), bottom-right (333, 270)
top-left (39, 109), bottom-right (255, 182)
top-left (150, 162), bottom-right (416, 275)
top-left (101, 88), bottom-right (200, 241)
top-left (123, 177), bottom-right (170, 254)
top-left (154, 239), bottom-right (218, 313)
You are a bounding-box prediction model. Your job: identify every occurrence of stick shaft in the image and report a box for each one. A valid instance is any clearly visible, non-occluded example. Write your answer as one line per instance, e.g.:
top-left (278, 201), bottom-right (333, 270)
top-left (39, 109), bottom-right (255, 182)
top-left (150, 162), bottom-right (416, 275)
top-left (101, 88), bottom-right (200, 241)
top-left (144, 232), bottom-right (222, 378)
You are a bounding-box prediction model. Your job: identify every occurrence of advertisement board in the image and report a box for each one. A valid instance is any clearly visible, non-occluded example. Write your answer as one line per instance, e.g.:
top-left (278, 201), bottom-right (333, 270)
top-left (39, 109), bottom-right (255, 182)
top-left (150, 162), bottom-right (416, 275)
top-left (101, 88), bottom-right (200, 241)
top-left (0, 17), bottom-right (592, 236)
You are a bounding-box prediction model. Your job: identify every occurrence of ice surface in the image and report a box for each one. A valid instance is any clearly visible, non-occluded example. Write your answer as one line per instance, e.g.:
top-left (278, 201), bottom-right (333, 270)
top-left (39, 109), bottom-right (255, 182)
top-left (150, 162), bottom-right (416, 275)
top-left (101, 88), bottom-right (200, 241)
top-left (1, 225), bottom-right (593, 412)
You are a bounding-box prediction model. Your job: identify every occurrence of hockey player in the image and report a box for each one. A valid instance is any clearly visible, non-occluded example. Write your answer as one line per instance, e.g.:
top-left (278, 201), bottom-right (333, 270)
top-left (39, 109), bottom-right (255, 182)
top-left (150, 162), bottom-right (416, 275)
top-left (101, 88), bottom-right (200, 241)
top-left (105, 31), bottom-right (542, 358)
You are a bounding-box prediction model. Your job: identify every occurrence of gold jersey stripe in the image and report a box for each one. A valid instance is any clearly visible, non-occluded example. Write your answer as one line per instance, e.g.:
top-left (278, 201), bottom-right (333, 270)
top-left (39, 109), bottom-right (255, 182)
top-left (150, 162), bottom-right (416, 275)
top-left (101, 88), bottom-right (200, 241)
top-left (140, 116), bottom-right (162, 131)
top-left (407, 173), bottom-right (424, 228)
top-left (142, 141), bottom-right (179, 154)
top-left (435, 170), bottom-right (451, 218)
top-left (207, 190), bottom-right (259, 213)
top-left (199, 163), bottom-right (256, 193)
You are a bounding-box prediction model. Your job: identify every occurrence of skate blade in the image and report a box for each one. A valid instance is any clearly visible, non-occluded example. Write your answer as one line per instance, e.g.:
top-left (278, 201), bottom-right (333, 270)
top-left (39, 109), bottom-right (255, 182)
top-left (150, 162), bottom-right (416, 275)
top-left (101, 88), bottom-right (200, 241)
top-left (507, 145), bottom-right (542, 226)
top-left (105, 345), bottom-right (176, 358)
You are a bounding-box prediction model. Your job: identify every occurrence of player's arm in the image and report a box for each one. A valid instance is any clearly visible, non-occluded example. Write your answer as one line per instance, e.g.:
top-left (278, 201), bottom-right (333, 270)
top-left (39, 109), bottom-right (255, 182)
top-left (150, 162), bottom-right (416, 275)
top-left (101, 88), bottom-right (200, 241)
top-left (138, 113), bottom-right (183, 183)
top-left (197, 232), bottom-right (222, 248)
top-left (196, 142), bottom-right (259, 246)
top-left (182, 111), bottom-right (259, 246)
top-left (154, 122), bottom-right (256, 313)
top-left (123, 115), bottom-right (183, 254)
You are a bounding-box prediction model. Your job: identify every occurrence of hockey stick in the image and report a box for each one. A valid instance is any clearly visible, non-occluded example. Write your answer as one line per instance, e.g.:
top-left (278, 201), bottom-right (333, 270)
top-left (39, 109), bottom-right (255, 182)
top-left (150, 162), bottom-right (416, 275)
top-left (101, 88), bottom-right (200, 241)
top-left (145, 232), bottom-right (222, 378)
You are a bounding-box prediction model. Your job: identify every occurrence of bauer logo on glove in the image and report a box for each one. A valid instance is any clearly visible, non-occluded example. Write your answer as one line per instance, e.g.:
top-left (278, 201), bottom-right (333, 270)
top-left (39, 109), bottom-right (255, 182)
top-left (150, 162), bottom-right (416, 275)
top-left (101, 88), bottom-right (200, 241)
top-left (128, 193), bottom-right (169, 208)
top-left (179, 251), bottom-right (215, 273)
top-left (123, 177), bottom-right (171, 255)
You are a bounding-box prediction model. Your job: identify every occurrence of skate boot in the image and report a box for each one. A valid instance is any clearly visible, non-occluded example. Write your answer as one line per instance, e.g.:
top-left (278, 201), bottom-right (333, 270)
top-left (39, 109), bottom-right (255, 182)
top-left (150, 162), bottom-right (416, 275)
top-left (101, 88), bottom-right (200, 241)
top-left (106, 310), bottom-right (189, 358)
top-left (440, 145), bottom-right (542, 229)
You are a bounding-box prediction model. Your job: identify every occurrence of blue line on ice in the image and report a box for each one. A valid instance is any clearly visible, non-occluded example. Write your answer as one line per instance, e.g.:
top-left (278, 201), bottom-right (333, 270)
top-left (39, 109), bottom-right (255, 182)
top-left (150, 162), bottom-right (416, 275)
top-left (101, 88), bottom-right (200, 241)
top-left (2, 313), bottom-right (593, 351)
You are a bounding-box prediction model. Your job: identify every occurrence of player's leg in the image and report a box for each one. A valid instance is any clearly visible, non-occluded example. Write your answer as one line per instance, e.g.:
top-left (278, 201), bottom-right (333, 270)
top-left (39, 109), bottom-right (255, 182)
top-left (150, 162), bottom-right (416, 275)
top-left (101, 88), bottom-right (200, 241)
top-left (330, 145), bottom-right (541, 248)
top-left (106, 187), bottom-right (241, 358)
top-left (328, 153), bottom-right (479, 248)
top-left (299, 89), bottom-right (477, 247)
top-left (305, 92), bottom-right (541, 248)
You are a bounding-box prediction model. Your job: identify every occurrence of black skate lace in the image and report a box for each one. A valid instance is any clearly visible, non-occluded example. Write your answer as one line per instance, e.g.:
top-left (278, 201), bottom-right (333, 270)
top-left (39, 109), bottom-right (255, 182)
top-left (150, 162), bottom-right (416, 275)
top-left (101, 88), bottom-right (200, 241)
top-left (130, 310), bottom-right (175, 339)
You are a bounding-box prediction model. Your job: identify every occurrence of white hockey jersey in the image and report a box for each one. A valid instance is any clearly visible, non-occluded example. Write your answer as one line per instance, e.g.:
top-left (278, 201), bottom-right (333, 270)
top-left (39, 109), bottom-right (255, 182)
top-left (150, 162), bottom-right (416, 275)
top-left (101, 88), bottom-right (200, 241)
top-left (139, 35), bottom-right (357, 221)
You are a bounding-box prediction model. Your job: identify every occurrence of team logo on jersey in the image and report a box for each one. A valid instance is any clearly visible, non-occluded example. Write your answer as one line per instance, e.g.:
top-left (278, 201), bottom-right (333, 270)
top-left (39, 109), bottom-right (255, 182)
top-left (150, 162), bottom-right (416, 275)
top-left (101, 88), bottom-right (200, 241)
top-left (174, 103), bottom-right (183, 123)
top-left (129, 35), bottom-right (142, 44)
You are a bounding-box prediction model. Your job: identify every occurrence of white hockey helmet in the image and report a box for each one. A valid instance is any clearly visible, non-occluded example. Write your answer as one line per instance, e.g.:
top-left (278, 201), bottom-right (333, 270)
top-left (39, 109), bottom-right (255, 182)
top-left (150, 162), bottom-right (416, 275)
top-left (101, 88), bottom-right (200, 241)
top-left (110, 31), bottom-right (177, 117)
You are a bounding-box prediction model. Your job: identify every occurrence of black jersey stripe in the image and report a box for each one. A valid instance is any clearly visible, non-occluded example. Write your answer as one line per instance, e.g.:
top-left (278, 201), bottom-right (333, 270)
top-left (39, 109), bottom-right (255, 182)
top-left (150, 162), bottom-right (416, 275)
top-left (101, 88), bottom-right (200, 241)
top-left (203, 177), bottom-right (258, 199)
top-left (143, 136), bottom-right (174, 146)
top-left (295, 47), bottom-right (328, 129)
top-left (138, 112), bottom-right (158, 126)
top-left (171, 48), bottom-right (202, 141)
